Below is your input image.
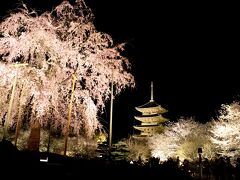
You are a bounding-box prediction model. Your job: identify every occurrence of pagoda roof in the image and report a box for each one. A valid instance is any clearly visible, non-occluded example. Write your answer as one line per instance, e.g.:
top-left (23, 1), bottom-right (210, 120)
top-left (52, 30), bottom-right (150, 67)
top-left (135, 100), bottom-right (167, 114)
top-left (133, 125), bottom-right (164, 135)
top-left (133, 124), bottom-right (163, 131)
top-left (134, 114), bottom-right (168, 123)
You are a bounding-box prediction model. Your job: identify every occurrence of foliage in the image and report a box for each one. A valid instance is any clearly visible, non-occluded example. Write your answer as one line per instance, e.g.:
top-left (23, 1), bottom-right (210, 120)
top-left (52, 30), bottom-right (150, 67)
top-left (210, 102), bottom-right (240, 158)
top-left (119, 136), bottom-right (151, 162)
top-left (95, 131), bottom-right (107, 144)
top-left (0, 0), bottom-right (134, 141)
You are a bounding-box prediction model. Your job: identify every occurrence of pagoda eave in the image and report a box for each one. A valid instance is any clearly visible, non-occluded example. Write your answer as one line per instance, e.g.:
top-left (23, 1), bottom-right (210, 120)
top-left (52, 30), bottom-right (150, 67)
top-left (135, 106), bottom-right (167, 114)
top-left (133, 125), bottom-right (164, 136)
top-left (133, 125), bottom-right (163, 131)
top-left (134, 115), bottom-right (168, 123)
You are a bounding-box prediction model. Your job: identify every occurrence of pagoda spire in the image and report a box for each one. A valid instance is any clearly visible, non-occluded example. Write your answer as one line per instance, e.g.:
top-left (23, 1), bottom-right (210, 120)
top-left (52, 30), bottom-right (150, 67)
top-left (150, 81), bottom-right (154, 102)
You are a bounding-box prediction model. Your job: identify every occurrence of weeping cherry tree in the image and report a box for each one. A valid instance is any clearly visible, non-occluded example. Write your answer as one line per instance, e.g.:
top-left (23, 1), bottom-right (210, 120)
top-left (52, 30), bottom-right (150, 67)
top-left (0, 0), bottom-right (134, 150)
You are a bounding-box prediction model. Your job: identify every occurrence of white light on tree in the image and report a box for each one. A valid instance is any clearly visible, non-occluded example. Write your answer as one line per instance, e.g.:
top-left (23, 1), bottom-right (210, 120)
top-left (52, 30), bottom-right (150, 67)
top-left (148, 117), bottom-right (214, 162)
top-left (210, 102), bottom-right (240, 157)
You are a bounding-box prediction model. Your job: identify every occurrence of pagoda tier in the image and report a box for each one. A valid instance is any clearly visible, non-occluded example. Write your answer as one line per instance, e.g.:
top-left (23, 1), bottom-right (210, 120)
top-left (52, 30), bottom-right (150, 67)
top-left (133, 125), bottom-right (164, 136)
top-left (135, 100), bottom-right (167, 115)
top-left (134, 114), bottom-right (168, 124)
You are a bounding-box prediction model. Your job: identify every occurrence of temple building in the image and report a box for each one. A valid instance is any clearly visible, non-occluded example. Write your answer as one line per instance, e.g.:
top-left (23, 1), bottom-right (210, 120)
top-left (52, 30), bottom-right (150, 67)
top-left (133, 82), bottom-right (168, 137)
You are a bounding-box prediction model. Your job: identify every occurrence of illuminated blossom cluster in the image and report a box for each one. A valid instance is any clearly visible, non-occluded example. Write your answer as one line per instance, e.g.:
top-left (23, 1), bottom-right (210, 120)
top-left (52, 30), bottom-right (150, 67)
top-left (210, 102), bottom-right (240, 157)
top-left (147, 102), bottom-right (240, 162)
top-left (0, 0), bottom-right (134, 140)
top-left (148, 117), bottom-right (213, 161)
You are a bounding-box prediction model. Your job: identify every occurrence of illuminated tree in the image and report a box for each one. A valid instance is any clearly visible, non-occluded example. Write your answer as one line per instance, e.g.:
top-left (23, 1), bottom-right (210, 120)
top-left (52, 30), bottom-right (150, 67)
top-left (0, 0), bottom-right (134, 142)
top-left (120, 136), bottom-right (151, 163)
top-left (148, 117), bottom-right (214, 162)
top-left (210, 102), bottom-right (240, 158)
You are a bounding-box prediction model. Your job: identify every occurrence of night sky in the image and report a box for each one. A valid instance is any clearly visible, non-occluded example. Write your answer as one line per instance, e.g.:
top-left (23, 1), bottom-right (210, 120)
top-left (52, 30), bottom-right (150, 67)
top-left (1, 0), bottom-right (239, 141)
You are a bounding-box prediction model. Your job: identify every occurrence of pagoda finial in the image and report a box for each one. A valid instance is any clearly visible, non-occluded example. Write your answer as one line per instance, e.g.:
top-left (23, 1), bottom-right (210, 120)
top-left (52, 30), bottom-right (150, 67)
top-left (150, 81), bottom-right (154, 102)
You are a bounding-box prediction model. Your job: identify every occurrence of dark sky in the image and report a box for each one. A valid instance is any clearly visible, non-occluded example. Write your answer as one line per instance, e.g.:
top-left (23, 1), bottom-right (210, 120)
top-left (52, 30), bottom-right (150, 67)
top-left (1, 0), bottom-right (239, 141)
top-left (87, 1), bottom-right (239, 141)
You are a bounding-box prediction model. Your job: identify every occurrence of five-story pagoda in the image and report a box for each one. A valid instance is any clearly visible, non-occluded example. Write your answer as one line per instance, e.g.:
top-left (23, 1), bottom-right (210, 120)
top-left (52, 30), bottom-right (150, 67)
top-left (133, 82), bottom-right (168, 137)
